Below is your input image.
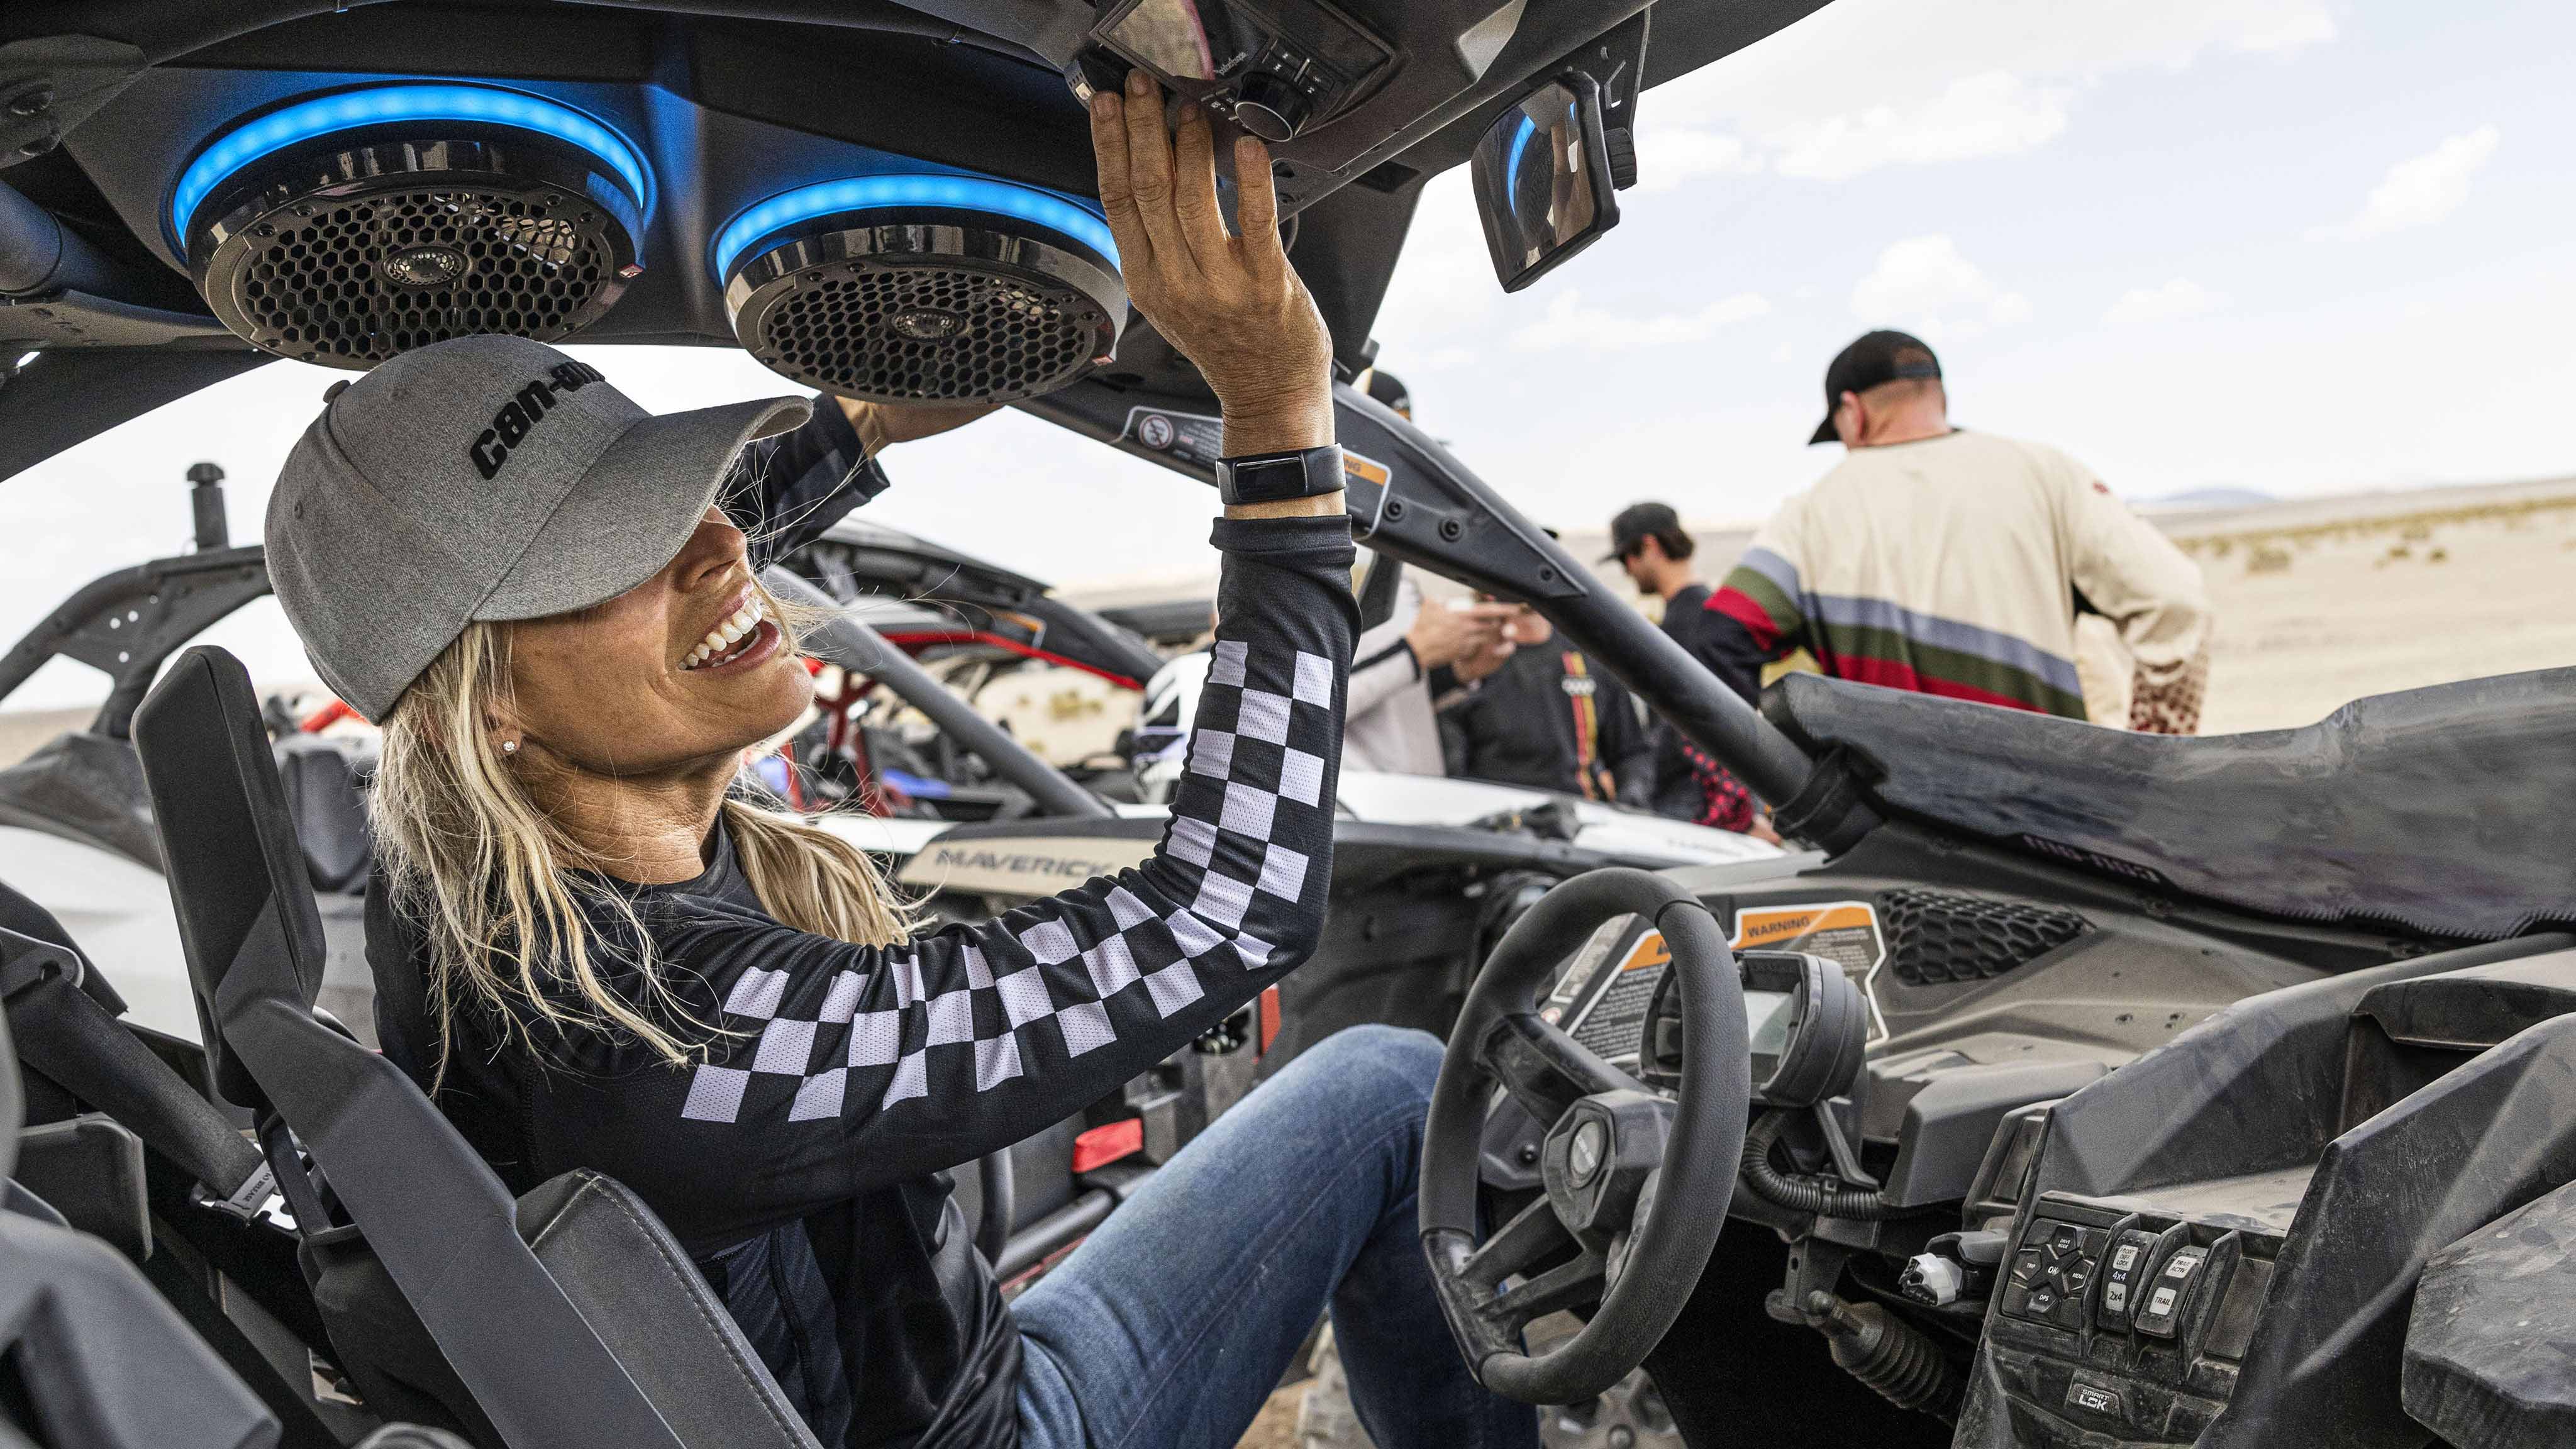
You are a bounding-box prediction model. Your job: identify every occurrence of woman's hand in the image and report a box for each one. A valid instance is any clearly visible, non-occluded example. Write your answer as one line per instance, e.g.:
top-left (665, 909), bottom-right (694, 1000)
top-left (1090, 71), bottom-right (1334, 460)
top-left (835, 397), bottom-right (998, 457)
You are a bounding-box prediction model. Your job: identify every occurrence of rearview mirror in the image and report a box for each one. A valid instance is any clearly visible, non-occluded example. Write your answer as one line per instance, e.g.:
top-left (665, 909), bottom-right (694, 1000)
top-left (1470, 73), bottom-right (1621, 293)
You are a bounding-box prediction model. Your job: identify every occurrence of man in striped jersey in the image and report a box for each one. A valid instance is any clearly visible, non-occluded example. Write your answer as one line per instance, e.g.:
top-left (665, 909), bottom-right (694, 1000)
top-left (1694, 331), bottom-right (2214, 733)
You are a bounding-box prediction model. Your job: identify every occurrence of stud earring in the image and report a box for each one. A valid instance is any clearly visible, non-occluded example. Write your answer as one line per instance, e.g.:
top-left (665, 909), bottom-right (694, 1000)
top-left (500, 739), bottom-right (519, 756)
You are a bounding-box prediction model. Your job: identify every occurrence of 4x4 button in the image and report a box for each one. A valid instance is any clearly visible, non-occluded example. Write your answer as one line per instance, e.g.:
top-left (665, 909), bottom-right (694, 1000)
top-left (2097, 1229), bottom-right (2162, 1330)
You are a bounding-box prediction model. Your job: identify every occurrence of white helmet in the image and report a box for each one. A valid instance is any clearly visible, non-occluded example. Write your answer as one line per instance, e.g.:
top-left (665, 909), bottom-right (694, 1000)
top-left (1131, 650), bottom-right (1212, 804)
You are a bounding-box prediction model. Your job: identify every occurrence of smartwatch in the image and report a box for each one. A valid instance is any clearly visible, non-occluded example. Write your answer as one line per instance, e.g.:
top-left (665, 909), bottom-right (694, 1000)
top-left (1216, 444), bottom-right (1345, 508)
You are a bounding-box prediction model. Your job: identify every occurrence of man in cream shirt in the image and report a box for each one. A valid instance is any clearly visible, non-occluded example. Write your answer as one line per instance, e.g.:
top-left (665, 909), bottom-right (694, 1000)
top-left (1692, 331), bottom-right (2212, 733)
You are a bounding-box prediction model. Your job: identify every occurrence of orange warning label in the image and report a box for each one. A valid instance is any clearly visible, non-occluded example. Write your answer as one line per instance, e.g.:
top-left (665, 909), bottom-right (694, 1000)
top-left (1733, 902), bottom-right (1875, 947)
top-left (1620, 931), bottom-right (1672, 972)
top-left (1732, 901), bottom-right (1888, 1041)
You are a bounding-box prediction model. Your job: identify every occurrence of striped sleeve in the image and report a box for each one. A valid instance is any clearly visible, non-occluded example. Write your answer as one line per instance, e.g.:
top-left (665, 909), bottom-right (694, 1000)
top-left (1709, 545), bottom-right (1808, 655)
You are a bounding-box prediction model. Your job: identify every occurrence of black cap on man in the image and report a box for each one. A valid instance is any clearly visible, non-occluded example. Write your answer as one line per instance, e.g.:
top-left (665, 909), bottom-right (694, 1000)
top-left (1809, 330), bottom-right (1941, 445)
top-left (1602, 501), bottom-right (1691, 564)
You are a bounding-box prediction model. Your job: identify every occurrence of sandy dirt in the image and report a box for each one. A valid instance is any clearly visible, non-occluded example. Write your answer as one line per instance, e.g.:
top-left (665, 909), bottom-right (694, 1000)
top-left (2163, 480), bottom-right (2576, 734)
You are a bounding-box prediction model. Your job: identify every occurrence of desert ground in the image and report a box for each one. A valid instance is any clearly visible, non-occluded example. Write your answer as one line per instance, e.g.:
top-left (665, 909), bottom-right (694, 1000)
top-left (2148, 476), bottom-right (2576, 733)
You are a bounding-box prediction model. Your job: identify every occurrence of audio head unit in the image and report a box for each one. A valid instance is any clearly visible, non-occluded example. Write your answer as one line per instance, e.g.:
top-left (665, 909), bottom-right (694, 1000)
top-left (1075, 0), bottom-right (1397, 142)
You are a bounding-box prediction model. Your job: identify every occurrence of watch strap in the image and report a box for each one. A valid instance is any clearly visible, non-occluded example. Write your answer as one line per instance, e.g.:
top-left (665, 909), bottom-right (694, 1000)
top-left (1217, 444), bottom-right (1344, 508)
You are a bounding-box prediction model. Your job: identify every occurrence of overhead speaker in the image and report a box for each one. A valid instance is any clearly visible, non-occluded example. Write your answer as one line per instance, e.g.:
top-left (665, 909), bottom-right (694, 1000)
top-left (172, 84), bottom-right (648, 369)
top-left (714, 175), bottom-right (1124, 405)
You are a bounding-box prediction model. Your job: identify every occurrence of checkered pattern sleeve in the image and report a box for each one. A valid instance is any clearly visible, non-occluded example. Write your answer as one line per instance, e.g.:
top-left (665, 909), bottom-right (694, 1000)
top-left (597, 514), bottom-right (1357, 1233)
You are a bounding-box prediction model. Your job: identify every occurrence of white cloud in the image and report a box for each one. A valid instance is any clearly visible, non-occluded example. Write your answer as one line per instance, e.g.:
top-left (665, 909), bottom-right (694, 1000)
top-left (1509, 289), bottom-right (1770, 352)
top-left (1638, 126), bottom-right (1760, 192)
top-left (1647, 0), bottom-right (2336, 180)
top-left (1850, 235), bottom-right (2029, 339)
top-left (1775, 72), bottom-right (2070, 182)
top-left (2343, 126), bottom-right (2501, 236)
top-left (2235, 5), bottom-right (2338, 53)
top-left (2102, 278), bottom-right (2227, 328)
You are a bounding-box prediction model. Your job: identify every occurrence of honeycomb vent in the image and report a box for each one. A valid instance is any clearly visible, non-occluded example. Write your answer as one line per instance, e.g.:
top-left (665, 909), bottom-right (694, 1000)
top-left (725, 215), bottom-right (1122, 406)
top-left (1880, 889), bottom-right (2091, 986)
top-left (227, 189), bottom-right (618, 366)
top-left (758, 263), bottom-right (1101, 402)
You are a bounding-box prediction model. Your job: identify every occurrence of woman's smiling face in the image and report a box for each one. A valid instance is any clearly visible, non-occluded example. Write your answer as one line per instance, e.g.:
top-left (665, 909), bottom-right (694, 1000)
top-left (501, 505), bottom-right (812, 779)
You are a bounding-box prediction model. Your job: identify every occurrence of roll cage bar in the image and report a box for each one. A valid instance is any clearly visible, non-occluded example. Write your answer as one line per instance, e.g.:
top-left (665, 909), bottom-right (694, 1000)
top-left (1022, 379), bottom-right (1883, 852)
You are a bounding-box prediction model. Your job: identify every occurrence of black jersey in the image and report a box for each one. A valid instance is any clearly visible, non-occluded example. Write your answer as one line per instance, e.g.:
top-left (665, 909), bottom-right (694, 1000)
top-left (1438, 638), bottom-right (1653, 807)
top-left (368, 402), bottom-right (1358, 1447)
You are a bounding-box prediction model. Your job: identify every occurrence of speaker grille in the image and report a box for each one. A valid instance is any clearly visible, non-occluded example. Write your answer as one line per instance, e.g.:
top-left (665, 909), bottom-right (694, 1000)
top-left (760, 264), bottom-right (1101, 402)
top-left (186, 131), bottom-right (640, 370)
top-left (231, 189), bottom-right (618, 366)
top-left (1880, 889), bottom-right (2091, 986)
top-left (726, 215), bottom-right (1123, 406)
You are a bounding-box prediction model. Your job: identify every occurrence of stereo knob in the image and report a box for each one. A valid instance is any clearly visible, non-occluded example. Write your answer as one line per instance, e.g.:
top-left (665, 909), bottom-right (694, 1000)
top-left (1232, 72), bottom-right (1314, 142)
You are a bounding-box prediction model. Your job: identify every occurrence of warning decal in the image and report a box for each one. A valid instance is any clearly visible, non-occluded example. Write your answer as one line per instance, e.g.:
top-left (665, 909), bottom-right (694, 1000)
top-left (1567, 930), bottom-right (1670, 1063)
top-left (1538, 918), bottom-right (1670, 1066)
top-left (1732, 901), bottom-right (1890, 1042)
top-left (1123, 405), bottom-right (1225, 465)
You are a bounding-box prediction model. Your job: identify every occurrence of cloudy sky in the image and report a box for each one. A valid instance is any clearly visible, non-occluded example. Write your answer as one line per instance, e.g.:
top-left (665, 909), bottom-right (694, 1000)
top-left (9, 0), bottom-right (2570, 705)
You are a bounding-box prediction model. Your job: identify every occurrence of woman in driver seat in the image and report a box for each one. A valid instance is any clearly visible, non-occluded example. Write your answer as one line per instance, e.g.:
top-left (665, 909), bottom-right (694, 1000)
top-left (261, 76), bottom-right (1536, 1449)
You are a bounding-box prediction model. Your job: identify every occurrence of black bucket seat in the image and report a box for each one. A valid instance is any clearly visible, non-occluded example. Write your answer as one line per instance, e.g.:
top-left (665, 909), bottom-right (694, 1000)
top-left (131, 645), bottom-right (823, 1449)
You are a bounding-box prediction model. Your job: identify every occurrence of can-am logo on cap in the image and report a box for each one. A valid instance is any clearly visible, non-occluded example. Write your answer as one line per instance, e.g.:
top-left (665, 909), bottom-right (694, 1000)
top-left (468, 360), bottom-right (607, 480)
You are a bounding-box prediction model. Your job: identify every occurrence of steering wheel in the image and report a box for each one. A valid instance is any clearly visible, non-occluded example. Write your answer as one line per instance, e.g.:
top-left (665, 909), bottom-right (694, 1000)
top-left (1418, 868), bottom-right (1752, 1405)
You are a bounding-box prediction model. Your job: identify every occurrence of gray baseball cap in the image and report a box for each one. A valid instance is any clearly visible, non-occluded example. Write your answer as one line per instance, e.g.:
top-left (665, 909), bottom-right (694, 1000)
top-left (264, 334), bottom-right (809, 721)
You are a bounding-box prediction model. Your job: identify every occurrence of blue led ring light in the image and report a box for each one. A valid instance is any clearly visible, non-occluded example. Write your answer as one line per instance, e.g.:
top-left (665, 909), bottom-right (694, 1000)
top-left (712, 174), bottom-right (1118, 284)
top-left (170, 84), bottom-right (649, 254)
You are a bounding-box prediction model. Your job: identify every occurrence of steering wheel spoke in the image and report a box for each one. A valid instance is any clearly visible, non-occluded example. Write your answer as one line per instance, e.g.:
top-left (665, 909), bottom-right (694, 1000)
top-left (1482, 1011), bottom-right (1643, 1127)
top-left (1489, 1246), bottom-right (1609, 1326)
top-left (1463, 1194), bottom-right (1579, 1288)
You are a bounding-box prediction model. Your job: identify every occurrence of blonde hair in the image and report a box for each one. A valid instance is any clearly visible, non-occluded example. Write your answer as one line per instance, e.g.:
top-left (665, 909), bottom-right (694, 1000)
top-left (370, 591), bottom-right (910, 1080)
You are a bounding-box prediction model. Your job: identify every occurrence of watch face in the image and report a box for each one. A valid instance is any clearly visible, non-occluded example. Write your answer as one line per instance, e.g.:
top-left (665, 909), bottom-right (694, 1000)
top-left (1235, 458), bottom-right (1305, 501)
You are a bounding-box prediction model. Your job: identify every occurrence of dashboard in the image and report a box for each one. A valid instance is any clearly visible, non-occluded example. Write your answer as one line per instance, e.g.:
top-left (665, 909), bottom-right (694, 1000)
top-left (1471, 829), bottom-right (2576, 1449)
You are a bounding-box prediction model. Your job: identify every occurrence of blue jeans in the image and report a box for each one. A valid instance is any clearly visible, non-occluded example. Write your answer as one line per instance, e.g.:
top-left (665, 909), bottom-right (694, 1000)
top-left (1013, 1024), bottom-right (1540, 1449)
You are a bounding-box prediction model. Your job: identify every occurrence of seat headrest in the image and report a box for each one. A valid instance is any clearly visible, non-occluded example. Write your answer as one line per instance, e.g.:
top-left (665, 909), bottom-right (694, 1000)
top-left (130, 647), bottom-right (331, 1109)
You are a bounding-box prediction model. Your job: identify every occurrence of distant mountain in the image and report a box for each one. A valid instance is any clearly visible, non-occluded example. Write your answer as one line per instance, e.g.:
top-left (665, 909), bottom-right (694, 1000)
top-left (2141, 486), bottom-right (2277, 513)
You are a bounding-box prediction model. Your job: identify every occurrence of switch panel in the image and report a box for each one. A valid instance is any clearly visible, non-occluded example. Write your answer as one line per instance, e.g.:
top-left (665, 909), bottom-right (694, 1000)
top-left (2131, 1244), bottom-right (2211, 1338)
top-left (2097, 1228), bottom-right (2162, 1329)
